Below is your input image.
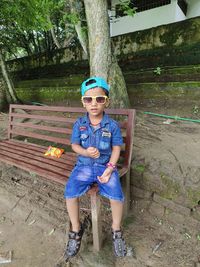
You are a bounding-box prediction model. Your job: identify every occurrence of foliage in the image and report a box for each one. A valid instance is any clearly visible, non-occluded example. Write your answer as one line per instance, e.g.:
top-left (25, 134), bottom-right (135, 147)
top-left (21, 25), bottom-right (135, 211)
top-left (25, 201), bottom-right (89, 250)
top-left (192, 105), bottom-right (199, 115)
top-left (197, 234), bottom-right (200, 241)
top-left (118, 0), bottom-right (137, 17)
top-left (0, 0), bottom-right (77, 59)
top-left (153, 67), bottom-right (162, 75)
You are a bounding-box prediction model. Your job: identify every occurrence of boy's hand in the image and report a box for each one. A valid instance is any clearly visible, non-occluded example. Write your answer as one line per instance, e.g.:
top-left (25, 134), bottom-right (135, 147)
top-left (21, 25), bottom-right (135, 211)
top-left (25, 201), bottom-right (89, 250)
top-left (97, 168), bottom-right (113, 184)
top-left (86, 147), bottom-right (100, 158)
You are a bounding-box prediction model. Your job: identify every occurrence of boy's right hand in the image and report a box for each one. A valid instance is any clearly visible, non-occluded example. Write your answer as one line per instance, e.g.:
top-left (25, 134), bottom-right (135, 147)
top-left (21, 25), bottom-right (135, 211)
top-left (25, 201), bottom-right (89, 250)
top-left (86, 147), bottom-right (100, 158)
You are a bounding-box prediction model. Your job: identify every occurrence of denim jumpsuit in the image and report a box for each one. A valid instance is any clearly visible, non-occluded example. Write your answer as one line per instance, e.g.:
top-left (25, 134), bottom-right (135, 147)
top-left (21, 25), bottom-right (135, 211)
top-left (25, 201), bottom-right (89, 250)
top-left (64, 113), bottom-right (124, 202)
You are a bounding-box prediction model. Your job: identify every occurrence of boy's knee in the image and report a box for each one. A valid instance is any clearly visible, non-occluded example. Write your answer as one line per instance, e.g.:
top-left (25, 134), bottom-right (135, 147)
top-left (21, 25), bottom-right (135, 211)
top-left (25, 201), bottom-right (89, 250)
top-left (110, 199), bottom-right (123, 205)
top-left (66, 197), bottom-right (79, 204)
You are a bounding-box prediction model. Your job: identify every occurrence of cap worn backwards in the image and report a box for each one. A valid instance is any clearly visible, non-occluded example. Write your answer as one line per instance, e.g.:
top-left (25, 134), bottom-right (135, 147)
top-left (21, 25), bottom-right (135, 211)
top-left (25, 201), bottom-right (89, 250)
top-left (81, 77), bottom-right (110, 96)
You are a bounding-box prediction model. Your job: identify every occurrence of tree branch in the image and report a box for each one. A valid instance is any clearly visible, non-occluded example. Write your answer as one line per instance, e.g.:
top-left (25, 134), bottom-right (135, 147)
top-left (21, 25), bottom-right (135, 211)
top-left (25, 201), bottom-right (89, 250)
top-left (0, 50), bottom-right (18, 103)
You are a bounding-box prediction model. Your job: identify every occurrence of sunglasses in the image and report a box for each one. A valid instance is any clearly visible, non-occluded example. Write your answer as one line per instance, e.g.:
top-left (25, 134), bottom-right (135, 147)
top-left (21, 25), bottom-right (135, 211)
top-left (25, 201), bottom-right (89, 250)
top-left (81, 95), bottom-right (108, 105)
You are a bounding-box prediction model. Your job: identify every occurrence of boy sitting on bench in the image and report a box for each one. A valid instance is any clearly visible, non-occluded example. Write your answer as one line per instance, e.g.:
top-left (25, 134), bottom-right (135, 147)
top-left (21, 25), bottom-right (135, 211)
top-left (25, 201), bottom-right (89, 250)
top-left (64, 77), bottom-right (127, 257)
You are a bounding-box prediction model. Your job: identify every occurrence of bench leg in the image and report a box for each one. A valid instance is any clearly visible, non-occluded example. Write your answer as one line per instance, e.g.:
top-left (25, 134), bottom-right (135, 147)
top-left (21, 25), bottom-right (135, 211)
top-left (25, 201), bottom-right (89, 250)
top-left (90, 192), bottom-right (102, 251)
top-left (121, 169), bottom-right (131, 218)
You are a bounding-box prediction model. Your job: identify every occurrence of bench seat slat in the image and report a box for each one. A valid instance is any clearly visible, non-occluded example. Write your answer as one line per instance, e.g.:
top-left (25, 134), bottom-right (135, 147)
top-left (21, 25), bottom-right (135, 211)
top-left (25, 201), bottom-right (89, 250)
top-left (0, 142), bottom-right (76, 170)
top-left (11, 122), bottom-right (72, 135)
top-left (2, 140), bottom-right (76, 165)
top-left (0, 154), bottom-right (67, 185)
top-left (10, 129), bottom-right (71, 145)
top-left (0, 148), bottom-right (71, 177)
top-left (0, 139), bottom-right (126, 176)
top-left (4, 140), bottom-right (77, 161)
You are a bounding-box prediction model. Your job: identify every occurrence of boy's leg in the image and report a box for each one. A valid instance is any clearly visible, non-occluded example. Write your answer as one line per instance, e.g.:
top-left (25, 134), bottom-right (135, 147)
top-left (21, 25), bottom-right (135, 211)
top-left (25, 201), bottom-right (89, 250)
top-left (66, 198), bottom-right (80, 232)
top-left (64, 165), bottom-right (94, 257)
top-left (110, 199), bottom-right (127, 257)
top-left (65, 198), bottom-right (85, 258)
top-left (110, 199), bottom-right (123, 231)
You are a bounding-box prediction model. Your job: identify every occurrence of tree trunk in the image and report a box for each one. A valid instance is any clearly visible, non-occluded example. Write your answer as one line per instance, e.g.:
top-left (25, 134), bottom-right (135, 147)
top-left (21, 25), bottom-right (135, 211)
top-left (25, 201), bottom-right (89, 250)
top-left (47, 15), bottom-right (62, 49)
top-left (0, 78), bottom-right (8, 111)
top-left (83, 0), bottom-right (130, 108)
top-left (0, 50), bottom-right (19, 105)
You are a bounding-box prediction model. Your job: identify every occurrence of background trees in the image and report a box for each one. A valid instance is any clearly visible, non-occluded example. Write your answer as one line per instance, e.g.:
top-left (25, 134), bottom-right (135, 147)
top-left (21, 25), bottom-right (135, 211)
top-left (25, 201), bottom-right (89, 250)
top-left (0, 0), bottom-right (131, 110)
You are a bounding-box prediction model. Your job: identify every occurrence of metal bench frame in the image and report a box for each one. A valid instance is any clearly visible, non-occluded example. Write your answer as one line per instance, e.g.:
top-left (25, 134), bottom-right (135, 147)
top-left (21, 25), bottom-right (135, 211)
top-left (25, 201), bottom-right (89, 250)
top-left (0, 104), bottom-right (136, 251)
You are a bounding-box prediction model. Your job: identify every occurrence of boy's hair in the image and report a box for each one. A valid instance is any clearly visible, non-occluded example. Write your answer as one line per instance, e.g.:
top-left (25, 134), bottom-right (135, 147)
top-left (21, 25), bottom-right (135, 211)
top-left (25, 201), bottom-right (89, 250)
top-left (81, 77), bottom-right (110, 96)
top-left (85, 79), bottom-right (109, 96)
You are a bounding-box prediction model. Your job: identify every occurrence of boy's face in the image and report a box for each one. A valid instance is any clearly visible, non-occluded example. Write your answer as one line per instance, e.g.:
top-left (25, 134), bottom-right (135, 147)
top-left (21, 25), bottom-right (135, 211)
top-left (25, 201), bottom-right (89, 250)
top-left (82, 87), bottom-right (109, 117)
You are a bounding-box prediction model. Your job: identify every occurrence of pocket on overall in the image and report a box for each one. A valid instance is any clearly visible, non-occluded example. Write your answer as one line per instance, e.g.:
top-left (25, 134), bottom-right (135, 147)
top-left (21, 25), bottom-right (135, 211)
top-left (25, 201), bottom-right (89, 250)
top-left (80, 133), bottom-right (89, 148)
top-left (99, 136), bottom-right (111, 151)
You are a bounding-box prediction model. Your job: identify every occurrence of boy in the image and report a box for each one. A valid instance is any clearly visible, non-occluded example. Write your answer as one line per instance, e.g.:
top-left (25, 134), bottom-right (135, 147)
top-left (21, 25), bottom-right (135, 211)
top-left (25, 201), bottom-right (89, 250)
top-left (64, 77), bottom-right (127, 257)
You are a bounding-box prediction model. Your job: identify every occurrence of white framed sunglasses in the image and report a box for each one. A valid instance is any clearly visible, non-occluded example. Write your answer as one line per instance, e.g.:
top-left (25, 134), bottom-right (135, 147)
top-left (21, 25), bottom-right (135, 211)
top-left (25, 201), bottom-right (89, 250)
top-left (81, 95), bottom-right (108, 105)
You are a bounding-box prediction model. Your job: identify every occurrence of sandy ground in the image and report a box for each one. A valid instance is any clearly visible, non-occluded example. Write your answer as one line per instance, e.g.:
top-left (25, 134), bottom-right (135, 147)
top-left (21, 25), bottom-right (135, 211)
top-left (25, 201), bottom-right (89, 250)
top-left (1, 109), bottom-right (200, 267)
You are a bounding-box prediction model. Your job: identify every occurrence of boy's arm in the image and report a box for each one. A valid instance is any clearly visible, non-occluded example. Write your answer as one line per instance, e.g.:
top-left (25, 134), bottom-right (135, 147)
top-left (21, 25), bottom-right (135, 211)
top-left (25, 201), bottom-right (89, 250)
top-left (97, 145), bottom-right (121, 184)
top-left (71, 143), bottom-right (100, 158)
top-left (71, 143), bottom-right (88, 156)
top-left (108, 145), bottom-right (121, 166)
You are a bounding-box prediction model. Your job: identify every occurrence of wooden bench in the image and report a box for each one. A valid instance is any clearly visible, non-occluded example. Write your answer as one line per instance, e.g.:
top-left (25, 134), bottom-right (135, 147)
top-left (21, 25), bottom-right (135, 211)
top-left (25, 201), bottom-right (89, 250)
top-left (0, 104), bottom-right (136, 251)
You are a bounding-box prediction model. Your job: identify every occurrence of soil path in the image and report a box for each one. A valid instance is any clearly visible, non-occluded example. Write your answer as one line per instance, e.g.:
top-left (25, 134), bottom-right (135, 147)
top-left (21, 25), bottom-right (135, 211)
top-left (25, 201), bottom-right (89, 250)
top-left (0, 110), bottom-right (200, 267)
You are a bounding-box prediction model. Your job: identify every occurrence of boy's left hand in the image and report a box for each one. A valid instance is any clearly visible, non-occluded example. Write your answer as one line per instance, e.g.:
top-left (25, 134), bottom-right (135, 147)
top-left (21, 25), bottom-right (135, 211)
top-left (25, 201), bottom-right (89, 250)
top-left (97, 168), bottom-right (113, 184)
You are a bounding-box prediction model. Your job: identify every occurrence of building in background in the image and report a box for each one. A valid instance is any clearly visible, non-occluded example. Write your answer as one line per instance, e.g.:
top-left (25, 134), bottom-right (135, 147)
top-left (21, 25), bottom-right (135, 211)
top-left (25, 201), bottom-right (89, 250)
top-left (109, 0), bottom-right (200, 37)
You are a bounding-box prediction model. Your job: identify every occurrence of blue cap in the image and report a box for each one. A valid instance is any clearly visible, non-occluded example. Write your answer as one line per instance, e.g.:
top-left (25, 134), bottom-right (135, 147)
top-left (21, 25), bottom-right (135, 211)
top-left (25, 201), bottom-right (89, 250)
top-left (81, 77), bottom-right (109, 96)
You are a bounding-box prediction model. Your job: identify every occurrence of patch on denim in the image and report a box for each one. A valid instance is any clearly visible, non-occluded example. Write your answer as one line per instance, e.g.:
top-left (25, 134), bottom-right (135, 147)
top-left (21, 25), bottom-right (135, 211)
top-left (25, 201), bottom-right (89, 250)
top-left (79, 126), bottom-right (87, 131)
top-left (102, 131), bottom-right (111, 138)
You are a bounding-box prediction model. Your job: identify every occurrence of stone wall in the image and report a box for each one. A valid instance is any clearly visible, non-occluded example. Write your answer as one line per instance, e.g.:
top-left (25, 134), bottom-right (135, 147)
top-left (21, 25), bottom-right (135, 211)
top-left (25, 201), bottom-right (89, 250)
top-left (113, 16), bottom-right (200, 55)
top-left (7, 17), bottom-right (200, 109)
top-left (7, 16), bottom-right (200, 75)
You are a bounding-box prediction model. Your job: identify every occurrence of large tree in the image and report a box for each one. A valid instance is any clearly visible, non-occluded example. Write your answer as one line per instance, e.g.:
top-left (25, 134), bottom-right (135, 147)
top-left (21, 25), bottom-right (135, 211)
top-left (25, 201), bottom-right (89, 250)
top-left (82, 0), bottom-right (130, 107)
top-left (0, 0), bottom-right (131, 110)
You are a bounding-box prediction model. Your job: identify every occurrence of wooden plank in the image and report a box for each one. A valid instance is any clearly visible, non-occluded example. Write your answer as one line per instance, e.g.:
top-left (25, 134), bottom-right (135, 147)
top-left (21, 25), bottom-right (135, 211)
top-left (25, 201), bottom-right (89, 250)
top-left (0, 149), bottom-right (71, 177)
top-left (0, 154), bottom-right (67, 185)
top-left (11, 104), bottom-right (86, 113)
top-left (118, 166), bottom-right (128, 177)
top-left (10, 104), bottom-right (135, 115)
top-left (0, 141), bottom-right (76, 166)
top-left (121, 169), bottom-right (131, 217)
top-left (1, 139), bottom-right (125, 174)
top-left (3, 140), bottom-right (77, 162)
top-left (119, 121), bottom-right (127, 129)
top-left (90, 193), bottom-right (102, 251)
top-left (0, 142), bottom-right (75, 171)
top-left (10, 129), bottom-right (71, 145)
top-left (11, 122), bottom-right (72, 135)
top-left (124, 110), bottom-right (136, 167)
top-left (11, 113), bottom-right (76, 123)
top-left (10, 106), bottom-right (130, 132)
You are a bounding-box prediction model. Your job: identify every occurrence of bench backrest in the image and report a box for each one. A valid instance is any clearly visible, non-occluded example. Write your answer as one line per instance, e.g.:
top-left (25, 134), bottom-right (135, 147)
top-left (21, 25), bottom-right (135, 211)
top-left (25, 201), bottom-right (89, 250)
top-left (8, 104), bottom-right (136, 169)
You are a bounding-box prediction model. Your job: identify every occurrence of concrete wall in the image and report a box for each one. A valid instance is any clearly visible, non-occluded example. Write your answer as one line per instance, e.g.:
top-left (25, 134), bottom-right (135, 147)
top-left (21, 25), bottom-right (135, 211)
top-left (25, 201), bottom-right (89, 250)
top-left (187, 0), bottom-right (200, 18)
top-left (110, 0), bottom-right (186, 37)
top-left (7, 17), bottom-right (200, 75)
top-left (112, 16), bottom-right (200, 69)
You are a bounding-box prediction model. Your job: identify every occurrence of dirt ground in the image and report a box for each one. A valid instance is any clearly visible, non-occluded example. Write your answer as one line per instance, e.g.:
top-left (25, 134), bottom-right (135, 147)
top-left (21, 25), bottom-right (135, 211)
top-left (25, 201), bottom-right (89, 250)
top-left (0, 106), bottom-right (200, 267)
